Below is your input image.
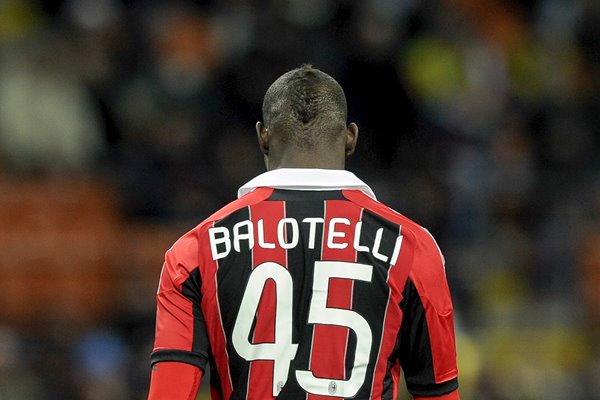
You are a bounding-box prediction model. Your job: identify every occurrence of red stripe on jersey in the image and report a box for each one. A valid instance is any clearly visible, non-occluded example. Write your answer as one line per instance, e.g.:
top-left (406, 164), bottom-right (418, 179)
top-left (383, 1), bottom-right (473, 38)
top-left (247, 200), bottom-right (287, 400)
top-left (308, 200), bottom-right (361, 400)
top-left (370, 227), bottom-right (412, 397)
top-left (200, 224), bottom-right (234, 398)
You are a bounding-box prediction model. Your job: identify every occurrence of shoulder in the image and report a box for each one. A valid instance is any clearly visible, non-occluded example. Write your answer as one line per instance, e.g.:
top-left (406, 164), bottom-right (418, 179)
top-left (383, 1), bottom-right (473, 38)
top-left (203, 187), bottom-right (274, 227)
top-left (166, 187), bottom-right (274, 266)
top-left (342, 189), bottom-right (443, 255)
top-left (343, 189), bottom-right (450, 307)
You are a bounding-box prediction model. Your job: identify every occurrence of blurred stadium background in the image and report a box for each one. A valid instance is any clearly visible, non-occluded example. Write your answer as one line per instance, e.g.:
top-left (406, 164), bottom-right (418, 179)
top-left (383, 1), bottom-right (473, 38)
top-left (0, 0), bottom-right (599, 399)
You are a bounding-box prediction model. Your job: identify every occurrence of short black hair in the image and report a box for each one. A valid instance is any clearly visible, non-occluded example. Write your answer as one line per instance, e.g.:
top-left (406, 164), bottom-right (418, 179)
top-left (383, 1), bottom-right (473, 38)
top-left (262, 64), bottom-right (348, 149)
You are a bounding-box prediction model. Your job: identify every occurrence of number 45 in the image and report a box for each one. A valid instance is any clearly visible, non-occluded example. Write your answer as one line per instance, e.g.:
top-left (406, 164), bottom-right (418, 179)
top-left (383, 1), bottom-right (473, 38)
top-left (232, 260), bottom-right (374, 397)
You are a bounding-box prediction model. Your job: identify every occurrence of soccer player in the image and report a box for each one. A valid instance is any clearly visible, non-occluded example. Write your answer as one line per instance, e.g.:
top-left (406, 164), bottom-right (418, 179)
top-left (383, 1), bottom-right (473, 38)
top-left (148, 64), bottom-right (460, 400)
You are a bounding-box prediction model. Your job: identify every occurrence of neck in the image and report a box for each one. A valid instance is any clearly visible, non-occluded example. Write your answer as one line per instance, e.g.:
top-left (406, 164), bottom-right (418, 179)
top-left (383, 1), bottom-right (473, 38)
top-left (267, 150), bottom-right (345, 170)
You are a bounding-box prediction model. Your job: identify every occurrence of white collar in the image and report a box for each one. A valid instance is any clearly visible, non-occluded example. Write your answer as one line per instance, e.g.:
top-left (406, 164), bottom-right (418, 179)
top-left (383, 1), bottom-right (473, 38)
top-left (238, 168), bottom-right (377, 200)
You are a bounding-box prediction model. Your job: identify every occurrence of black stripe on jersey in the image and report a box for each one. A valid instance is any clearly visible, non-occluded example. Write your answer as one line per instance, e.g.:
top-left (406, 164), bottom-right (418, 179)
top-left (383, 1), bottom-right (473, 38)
top-left (275, 193), bottom-right (326, 399)
top-left (398, 278), bottom-right (432, 387)
top-left (208, 353), bottom-right (224, 398)
top-left (213, 206), bottom-right (254, 398)
top-left (268, 189), bottom-right (346, 201)
top-left (181, 268), bottom-right (211, 368)
top-left (353, 209), bottom-right (400, 400)
top-left (408, 378), bottom-right (459, 397)
top-left (397, 278), bottom-right (459, 396)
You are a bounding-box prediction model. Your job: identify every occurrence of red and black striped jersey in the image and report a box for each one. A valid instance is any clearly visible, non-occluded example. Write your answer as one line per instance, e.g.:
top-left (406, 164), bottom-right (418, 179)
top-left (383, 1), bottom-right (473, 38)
top-left (151, 169), bottom-right (459, 399)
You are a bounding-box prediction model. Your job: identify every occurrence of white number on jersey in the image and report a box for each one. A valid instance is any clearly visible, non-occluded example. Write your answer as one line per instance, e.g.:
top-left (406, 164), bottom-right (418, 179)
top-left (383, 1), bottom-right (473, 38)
top-left (231, 261), bottom-right (374, 397)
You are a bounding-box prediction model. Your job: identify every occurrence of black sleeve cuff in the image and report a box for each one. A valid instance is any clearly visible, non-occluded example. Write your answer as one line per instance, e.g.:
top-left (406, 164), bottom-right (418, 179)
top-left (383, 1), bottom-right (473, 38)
top-left (150, 349), bottom-right (208, 372)
top-left (407, 378), bottom-right (459, 397)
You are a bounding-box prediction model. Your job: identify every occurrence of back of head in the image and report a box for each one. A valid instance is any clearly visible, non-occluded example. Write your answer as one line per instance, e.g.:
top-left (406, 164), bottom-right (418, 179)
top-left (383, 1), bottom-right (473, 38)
top-left (262, 64), bottom-right (348, 149)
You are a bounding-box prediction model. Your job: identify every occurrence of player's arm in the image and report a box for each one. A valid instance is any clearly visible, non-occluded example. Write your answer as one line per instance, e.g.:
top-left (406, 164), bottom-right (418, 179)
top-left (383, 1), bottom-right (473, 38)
top-left (148, 362), bottom-right (202, 400)
top-left (398, 230), bottom-right (460, 399)
top-left (148, 234), bottom-right (210, 399)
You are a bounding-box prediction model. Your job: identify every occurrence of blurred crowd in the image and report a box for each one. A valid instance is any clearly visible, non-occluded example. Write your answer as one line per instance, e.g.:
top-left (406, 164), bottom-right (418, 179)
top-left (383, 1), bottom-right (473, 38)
top-left (0, 0), bottom-right (599, 399)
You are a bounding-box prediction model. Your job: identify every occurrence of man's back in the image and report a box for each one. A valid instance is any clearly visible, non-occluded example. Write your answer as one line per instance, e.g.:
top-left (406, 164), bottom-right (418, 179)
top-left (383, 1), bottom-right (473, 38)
top-left (152, 169), bottom-right (458, 399)
top-left (148, 65), bottom-right (459, 400)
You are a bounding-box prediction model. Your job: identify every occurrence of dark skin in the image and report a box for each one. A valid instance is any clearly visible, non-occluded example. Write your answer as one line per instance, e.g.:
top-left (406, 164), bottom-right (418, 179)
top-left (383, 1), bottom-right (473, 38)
top-left (255, 121), bottom-right (359, 170)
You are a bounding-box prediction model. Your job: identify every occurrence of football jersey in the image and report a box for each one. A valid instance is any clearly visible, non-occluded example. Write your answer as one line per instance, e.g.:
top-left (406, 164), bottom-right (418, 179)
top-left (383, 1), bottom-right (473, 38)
top-left (151, 169), bottom-right (459, 399)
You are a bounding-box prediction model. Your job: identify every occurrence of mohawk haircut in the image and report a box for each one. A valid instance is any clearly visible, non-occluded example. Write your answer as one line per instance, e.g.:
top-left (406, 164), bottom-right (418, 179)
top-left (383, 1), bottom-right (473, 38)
top-left (262, 64), bottom-right (348, 149)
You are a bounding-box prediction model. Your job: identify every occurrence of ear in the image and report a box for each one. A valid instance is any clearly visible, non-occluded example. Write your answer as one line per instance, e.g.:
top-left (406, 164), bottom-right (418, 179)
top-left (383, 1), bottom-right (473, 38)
top-left (345, 123), bottom-right (358, 157)
top-left (256, 121), bottom-right (270, 155)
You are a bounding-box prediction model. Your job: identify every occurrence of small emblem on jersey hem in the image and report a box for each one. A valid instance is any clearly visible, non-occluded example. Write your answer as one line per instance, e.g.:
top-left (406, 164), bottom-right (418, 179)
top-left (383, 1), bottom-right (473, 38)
top-left (328, 381), bottom-right (337, 395)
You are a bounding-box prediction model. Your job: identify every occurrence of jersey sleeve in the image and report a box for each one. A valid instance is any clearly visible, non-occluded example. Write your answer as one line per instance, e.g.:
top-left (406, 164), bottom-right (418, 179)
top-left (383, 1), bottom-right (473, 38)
top-left (151, 232), bottom-right (211, 372)
top-left (397, 228), bottom-right (459, 397)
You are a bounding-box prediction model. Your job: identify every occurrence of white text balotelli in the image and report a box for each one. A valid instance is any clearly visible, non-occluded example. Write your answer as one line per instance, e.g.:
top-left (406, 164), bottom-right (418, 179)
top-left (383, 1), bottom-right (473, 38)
top-left (208, 217), bottom-right (403, 265)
